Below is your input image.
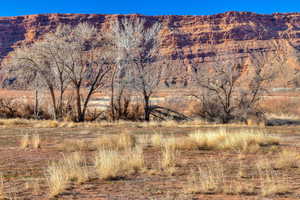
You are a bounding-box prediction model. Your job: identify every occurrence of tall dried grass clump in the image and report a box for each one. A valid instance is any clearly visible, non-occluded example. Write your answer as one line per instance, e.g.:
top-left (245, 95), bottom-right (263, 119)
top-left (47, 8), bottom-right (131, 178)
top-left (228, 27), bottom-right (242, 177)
top-left (95, 149), bottom-right (125, 180)
top-left (151, 134), bottom-right (163, 147)
top-left (95, 147), bottom-right (144, 180)
top-left (20, 134), bottom-right (30, 149)
top-left (45, 152), bottom-right (89, 197)
top-left (162, 136), bottom-right (199, 151)
top-left (45, 162), bottom-right (69, 197)
top-left (189, 128), bottom-right (279, 151)
top-left (273, 150), bottom-right (300, 169)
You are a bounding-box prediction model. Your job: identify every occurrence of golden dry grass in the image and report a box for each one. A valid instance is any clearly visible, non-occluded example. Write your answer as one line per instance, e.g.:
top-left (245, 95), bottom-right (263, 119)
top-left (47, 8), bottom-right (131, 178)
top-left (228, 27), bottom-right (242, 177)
top-left (20, 134), bottom-right (30, 149)
top-left (0, 173), bottom-right (4, 200)
top-left (32, 134), bottom-right (41, 149)
top-left (189, 128), bottom-right (279, 151)
top-left (94, 146), bottom-right (144, 180)
top-left (273, 149), bottom-right (300, 169)
top-left (94, 132), bottom-right (136, 151)
top-left (160, 146), bottom-right (179, 174)
top-left (45, 162), bottom-right (69, 198)
top-left (94, 149), bottom-right (125, 180)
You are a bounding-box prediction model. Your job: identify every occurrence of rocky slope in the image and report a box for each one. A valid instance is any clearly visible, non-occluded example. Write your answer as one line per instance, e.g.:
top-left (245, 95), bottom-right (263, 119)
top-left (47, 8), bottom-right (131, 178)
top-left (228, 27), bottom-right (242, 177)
top-left (1, 12), bottom-right (300, 86)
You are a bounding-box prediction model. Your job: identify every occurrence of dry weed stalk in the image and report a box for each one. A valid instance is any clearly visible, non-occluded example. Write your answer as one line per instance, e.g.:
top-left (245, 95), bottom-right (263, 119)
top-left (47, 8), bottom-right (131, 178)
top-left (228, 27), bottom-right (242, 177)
top-left (0, 173), bottom-right (4, 200)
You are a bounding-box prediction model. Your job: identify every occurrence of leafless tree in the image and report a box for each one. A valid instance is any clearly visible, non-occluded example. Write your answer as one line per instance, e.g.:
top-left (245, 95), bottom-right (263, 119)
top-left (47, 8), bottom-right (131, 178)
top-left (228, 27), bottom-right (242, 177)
top-left (113, 17), bottom-right (167, 121)
top-left (54, 23), bottom-right (112, 122)
top-left (4, 27), bottom-right (71, 119)
top-left (4, 23), bottom-right (112, 122)
top-left (191, 39), bottom-right (289, 123)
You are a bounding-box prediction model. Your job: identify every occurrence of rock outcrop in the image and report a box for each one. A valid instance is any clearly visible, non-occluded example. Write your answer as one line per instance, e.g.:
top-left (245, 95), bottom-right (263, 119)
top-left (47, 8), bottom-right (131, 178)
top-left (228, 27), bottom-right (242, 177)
top-left (1, 11), bottom-right (300, 86)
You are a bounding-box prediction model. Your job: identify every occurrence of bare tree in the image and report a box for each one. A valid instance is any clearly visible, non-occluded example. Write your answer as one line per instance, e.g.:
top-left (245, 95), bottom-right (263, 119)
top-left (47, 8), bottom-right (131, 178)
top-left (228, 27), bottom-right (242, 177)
top-left (3, 27), bottom-right (71, 119)
top-left (113, 17), bottom-right (167, 121)
top-left (56, 23), bottom-right (112, 122)
top-left (191, 39), bottom-right (288, 123)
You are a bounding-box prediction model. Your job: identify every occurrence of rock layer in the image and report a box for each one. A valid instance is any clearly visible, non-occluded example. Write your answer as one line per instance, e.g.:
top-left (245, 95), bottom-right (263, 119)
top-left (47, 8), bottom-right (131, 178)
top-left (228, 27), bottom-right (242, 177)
top-left (1, 12), bottom-right (300, 85)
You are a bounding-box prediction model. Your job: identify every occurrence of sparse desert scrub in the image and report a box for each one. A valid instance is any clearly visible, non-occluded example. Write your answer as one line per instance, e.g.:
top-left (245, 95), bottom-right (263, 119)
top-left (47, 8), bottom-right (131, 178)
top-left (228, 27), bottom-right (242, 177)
top-left (32, 134), bottom-right (41, 149)
top-left (273, 149), bottom-right (300, 169)
top-left (20, 134), bottom-right (30, 149)
top-left (189, 128), bottom-right (279, 151)
top-left (45, 162), bottom-right (69, 198)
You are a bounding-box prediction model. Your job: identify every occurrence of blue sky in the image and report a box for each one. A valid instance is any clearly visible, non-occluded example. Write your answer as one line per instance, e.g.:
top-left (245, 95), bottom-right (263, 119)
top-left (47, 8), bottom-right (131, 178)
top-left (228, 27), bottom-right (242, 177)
top-left (1, 0), bottom-right (300, 16)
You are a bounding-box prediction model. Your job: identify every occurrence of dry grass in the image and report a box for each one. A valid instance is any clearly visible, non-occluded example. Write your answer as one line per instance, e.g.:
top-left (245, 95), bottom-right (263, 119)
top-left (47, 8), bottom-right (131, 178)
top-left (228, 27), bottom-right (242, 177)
top-left (162, 136), bottom-right (199, 151)
top-left (60, 139), bottom-right (92, 152)
top-left (160, 146), bottom-right (179, 174)
top-left (32, 134), bottom-right (41, 149)
top-left (62, 152), bottom-right (89, 184)
top-left (94, 132), bottom-right (136, 151)
top-left (258, 168), bottom-right (290, 196)
top-left (94, 149), bottom-right (125, 180)
top-left (189, 128), bottom-right (279, 151)
top-left (151, 134), bottom-right (164, 147)
top-left (94, 146), bottom-right (144, 180)
top-left (0, 173), bottom-right (4, 200)
top-left (185, 160), bottom-right (224, 194)
top-left (45, 152), bottom-right (89, 197)
top-left (273, 149), bottom-right (300, 169)
top-left (20, 134), bottom-right (30, 149)
top-left (45, 162), bottom-right (69, 198)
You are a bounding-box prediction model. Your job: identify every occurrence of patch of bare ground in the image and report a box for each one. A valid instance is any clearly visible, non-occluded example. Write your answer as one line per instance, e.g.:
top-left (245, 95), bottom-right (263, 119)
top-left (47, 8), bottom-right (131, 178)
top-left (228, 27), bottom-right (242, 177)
top-left (0, 122), bottom-right (300, 199)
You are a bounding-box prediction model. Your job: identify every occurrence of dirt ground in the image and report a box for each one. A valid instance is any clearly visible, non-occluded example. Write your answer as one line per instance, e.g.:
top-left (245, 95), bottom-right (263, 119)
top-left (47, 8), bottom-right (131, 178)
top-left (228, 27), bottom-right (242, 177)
top-left (0, 124), bottom-right (300, 200)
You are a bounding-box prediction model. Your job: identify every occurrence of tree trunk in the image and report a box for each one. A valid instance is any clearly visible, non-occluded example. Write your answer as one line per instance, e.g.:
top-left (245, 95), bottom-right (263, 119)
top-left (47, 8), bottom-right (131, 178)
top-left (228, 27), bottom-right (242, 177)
top-left (75, 86), bottom-right (83, 122)
top-left (49, 87), bottom-right (58, 120)
top-left (144, 95), bottom-right (150, 121)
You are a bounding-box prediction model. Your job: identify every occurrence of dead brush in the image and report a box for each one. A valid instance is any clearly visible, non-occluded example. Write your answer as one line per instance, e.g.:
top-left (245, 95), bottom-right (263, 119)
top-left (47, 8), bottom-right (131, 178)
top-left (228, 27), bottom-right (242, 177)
top-left (20, 134), bottom-right (30, 149)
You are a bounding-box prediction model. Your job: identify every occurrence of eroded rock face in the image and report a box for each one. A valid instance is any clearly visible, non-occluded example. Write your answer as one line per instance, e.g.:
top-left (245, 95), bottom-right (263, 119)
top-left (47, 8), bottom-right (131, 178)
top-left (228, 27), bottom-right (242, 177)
top-left (1, 12), bottom-right (300, 85)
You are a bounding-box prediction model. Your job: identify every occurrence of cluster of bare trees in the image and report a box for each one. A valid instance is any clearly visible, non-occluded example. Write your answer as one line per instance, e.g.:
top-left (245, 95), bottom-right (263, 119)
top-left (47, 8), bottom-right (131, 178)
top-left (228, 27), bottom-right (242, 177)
top-left (1, 18), bottom-right (298, 123)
